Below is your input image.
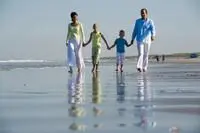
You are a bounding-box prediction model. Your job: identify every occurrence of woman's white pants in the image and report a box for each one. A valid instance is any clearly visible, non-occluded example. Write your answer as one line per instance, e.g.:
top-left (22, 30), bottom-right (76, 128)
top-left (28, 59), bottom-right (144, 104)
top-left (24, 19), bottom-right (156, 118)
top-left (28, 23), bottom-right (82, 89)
top-left (67, 39), bottom-right (85, 69)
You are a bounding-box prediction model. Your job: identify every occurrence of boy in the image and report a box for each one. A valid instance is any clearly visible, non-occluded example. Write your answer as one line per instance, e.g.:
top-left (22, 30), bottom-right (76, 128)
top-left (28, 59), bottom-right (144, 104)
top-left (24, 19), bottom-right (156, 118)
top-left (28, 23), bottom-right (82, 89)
top-left (109, 30), bottom-right (131, 72)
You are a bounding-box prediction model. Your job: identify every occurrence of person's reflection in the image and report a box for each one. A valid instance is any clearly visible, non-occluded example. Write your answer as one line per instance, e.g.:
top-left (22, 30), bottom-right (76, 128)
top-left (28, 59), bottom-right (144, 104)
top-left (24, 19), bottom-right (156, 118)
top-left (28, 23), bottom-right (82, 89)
top-left (68, 72), bottom-right (86, 131)
top-left (92, 72), bottom-right (103, 128)
top-left (116, 72), bottom-right (127, 127)
top-left (134, 74), bottom-right (156, 130)
top-left (116, 72), bottom-right (125, 103)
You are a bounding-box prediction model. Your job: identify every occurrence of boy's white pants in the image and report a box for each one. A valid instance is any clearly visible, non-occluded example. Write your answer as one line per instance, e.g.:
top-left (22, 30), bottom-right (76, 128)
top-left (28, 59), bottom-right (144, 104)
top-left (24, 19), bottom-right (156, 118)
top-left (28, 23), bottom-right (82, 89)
top-left (116, 52), bottom-right (125, 65)
top-left (136, 42), bottom-right (151, 71)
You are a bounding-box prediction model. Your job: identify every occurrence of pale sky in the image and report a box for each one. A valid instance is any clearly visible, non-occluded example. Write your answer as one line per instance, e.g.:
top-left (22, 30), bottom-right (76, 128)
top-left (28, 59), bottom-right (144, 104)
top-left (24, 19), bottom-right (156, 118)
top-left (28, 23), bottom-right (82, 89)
top-left (0, 0), bottom-right (200, 60)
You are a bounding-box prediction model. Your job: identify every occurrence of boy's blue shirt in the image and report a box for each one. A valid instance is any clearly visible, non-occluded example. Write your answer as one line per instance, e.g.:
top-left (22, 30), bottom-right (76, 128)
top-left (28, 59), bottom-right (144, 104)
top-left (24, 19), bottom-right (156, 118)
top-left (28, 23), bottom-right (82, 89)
top-left (115, 37), bottom-right (128, 53)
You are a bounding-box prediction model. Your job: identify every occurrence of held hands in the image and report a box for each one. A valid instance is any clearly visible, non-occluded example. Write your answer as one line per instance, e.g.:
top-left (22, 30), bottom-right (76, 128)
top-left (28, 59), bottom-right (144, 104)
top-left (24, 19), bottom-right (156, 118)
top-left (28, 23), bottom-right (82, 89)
top-left (128, 43), bottom-right (132, 47)
top-left (106, 44), bottom-right (111, 50)
top-left (151, 36), bottom-right (155, 41)
top-left (130, 40), bottom-right (134, 45)
top-left (107, 45), bottom-right (112, 50)
top-left (82, 42), bottom-right (87, 47)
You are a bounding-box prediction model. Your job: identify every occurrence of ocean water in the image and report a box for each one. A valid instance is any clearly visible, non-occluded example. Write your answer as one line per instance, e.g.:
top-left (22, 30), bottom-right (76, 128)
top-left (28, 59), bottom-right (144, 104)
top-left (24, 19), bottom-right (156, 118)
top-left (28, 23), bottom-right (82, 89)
top-left (0, 60), bottom-right (200, 133)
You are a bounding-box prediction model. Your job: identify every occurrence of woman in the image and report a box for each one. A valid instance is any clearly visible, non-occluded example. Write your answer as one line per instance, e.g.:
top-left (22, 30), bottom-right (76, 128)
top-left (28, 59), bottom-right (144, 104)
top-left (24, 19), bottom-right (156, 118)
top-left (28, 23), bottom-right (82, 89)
top-left (66, 12), bottom-right (85, 73)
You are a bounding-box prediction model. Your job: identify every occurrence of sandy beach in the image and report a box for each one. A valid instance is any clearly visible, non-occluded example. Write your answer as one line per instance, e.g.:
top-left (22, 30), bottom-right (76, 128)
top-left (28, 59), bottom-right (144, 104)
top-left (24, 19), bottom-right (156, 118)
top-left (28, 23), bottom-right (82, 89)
top-left (0, 60), bottom-right (200, 133)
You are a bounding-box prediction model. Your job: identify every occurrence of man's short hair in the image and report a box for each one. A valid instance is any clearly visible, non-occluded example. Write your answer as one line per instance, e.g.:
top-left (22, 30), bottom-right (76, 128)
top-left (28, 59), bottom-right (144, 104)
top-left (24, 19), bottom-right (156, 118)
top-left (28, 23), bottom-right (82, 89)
top-left (141, 8), bottom-right (148, 14)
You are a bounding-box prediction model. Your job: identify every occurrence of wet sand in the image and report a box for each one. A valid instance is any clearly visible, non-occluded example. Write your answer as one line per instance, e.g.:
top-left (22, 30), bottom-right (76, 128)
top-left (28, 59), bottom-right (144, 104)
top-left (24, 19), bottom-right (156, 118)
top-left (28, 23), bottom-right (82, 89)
top-left (0, 61), bottom-right (200, 133)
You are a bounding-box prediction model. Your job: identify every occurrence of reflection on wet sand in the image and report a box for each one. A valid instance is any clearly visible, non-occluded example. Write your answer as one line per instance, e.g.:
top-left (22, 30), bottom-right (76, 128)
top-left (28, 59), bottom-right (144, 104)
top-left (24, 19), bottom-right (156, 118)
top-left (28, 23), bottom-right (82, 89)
top-left (116, 72), bottom-right (126, 119)
top-left (67, 72), bottom-right (86, 131)
top-left (116, 72), bottom-right (128, 128)
top-left (92, 72), bottom-right (103, 128)
top-left (134, 73), bottom-right (156, 130)
top-left (92, 72), bottom-right (102, 105)
top-left (116, 72), bottom-right (126, 103)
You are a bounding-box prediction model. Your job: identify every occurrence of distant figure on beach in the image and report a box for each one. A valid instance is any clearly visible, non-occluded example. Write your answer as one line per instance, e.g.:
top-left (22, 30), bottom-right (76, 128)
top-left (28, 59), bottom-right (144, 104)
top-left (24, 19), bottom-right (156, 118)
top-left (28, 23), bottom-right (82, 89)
top-left (83, 23), bottom-right (109, 72)
top-left (130, 8), bottom-right (156, 72)
top-left (155, 55), bottom-right (160, 62)
top-left (66, 12), bottom-right (85, 73)
top-left (109, 30), bottom-right (132, 72)
top-left (162, 54), bottom-right (165, 62)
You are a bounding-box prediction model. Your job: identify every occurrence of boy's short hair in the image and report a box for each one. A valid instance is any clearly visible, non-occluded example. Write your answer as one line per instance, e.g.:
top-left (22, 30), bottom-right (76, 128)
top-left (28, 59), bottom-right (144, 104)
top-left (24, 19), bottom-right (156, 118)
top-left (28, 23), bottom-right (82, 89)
top-left (70, 12), bottom-right (78, 18)
top-left (120, 30), bottom-right (125, 33)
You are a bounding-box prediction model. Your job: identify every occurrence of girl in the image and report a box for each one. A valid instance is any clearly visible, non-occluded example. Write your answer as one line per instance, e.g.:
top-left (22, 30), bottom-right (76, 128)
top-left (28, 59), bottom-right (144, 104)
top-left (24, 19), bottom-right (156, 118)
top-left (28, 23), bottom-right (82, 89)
top-left (83, 23), bottom-right (109, 72)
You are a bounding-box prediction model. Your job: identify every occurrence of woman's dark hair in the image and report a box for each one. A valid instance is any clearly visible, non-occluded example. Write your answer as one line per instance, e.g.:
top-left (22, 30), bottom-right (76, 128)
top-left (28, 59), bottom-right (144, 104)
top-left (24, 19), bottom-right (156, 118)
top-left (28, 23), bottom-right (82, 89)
top-left (70, 12), bottom-right (78, 18)
top-left (141, 8), bottom-right (148, 14)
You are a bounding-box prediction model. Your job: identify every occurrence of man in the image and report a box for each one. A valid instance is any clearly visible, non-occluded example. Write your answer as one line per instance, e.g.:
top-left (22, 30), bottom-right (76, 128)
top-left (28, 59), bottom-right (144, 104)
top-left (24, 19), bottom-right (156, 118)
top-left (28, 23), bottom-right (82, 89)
top-left (131, 8), bottom-right (156, 72)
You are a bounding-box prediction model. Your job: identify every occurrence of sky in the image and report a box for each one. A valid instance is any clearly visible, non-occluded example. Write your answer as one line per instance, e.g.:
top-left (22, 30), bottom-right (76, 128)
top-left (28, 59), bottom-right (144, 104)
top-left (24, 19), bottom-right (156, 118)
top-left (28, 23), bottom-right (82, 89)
top-left (0, 0), bottom-right (200, 60)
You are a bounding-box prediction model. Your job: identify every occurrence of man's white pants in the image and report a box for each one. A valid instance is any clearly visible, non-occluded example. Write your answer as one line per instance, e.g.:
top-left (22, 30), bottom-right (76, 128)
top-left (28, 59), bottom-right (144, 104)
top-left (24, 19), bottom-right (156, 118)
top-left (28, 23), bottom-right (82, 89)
top-left (136, 42), bottom-right (151, 71)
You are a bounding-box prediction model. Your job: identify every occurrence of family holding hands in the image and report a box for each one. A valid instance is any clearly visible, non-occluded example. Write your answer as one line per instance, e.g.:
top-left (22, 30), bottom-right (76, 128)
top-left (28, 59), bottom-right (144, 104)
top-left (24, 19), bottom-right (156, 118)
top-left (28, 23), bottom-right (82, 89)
top-left (66, 8), bottom-right (156, 73)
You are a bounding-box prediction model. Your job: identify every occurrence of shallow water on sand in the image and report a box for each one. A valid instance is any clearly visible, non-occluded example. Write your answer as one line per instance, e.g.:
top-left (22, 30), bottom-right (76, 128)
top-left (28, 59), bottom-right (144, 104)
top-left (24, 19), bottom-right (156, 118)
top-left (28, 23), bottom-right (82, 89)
top-left (0, 62), bottom-right (200, 133)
